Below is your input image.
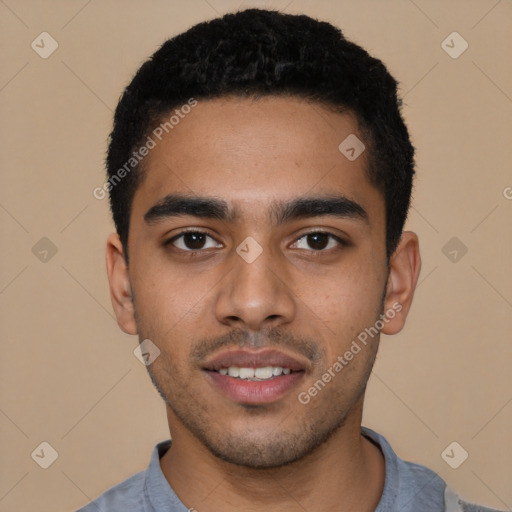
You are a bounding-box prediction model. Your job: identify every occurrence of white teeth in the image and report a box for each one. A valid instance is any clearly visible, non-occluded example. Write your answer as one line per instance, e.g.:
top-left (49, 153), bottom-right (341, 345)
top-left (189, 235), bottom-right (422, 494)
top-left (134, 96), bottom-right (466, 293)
top-left (255, 366), bottom-right (273, 379)
top-left (219, 366), bottom-right (292, 380)
top-left (239, 367), bottom-right (255, 379)
top-left (227, 367), bottom-right (240, 377)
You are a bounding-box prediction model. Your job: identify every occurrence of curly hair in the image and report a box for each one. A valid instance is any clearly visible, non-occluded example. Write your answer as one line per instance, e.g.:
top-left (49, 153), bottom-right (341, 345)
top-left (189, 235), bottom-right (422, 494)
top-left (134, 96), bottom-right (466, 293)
top-left (106, 8), bottom-right (415, 261)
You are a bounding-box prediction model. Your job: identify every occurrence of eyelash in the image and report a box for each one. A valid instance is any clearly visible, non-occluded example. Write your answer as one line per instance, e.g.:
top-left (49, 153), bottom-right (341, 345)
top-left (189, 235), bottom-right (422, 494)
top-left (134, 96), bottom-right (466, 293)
top-left (164, 229), bottom-right (348, 255)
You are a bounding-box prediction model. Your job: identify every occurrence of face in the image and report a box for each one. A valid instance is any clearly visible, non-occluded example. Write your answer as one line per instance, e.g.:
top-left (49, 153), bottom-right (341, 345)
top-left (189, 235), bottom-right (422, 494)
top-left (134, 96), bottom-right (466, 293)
top-left (107, 96), bottom-right (418, 469)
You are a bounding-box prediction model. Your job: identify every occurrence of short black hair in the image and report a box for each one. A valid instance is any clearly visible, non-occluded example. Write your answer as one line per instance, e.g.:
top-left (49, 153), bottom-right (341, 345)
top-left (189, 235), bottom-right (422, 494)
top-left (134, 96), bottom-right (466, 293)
top-left (106, 8), bottom-right (414, 261)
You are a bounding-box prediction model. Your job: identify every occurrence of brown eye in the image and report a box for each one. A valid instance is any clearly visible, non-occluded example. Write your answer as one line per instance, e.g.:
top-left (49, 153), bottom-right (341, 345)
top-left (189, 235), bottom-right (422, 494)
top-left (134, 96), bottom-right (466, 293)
top-left (167, 231), bottom-right (221, 251)
top-left (182, 232), bottom-right (207, 249)
top-left (306, 233), bottom-right (330, 250)
top-left (291, 232), bottom-right (345, 251)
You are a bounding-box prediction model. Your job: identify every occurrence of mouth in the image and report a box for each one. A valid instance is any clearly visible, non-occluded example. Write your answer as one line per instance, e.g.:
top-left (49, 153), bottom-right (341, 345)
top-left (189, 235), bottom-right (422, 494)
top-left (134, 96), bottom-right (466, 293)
top-left (203, 349), bottom-right (307, 405)
top-left (217, 365), bottom-right (293, 380)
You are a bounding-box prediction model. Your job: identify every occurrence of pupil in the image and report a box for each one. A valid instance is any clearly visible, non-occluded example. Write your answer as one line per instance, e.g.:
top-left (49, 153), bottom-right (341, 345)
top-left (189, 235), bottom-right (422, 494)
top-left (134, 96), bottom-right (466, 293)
top-left (185, 233), bottom-right (206, 249)
top-left (308, 233), bottom-right (328, 250)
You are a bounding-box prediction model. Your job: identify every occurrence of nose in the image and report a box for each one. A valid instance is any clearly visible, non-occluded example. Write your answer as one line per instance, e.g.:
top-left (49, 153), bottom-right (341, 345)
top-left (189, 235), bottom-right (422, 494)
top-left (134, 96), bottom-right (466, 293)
top-left (214, 243), bottom-right (296, 331)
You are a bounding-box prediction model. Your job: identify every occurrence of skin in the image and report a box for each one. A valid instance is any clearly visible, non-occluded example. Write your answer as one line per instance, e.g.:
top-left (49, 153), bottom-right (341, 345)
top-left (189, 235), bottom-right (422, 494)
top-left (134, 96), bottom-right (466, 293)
top-left (106, 96), bottom-right (421, 512)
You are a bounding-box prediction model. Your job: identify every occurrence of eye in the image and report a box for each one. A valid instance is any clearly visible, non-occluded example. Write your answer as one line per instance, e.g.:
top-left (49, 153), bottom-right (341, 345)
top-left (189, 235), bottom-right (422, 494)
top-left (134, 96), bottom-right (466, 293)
top-left (166, 231), bottom-right (222, 251)
top-left (291, 232), bottom-right (345, 251)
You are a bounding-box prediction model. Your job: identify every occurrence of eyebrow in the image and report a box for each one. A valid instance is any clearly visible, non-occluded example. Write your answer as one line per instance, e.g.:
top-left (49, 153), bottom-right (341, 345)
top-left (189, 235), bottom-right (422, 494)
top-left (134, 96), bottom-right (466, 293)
top-left (144, 195), bottom-right (234, 224)
top-left (271, 195), bottom-right (368, 225)
top-left (143, 194), bottom-right (368, 225)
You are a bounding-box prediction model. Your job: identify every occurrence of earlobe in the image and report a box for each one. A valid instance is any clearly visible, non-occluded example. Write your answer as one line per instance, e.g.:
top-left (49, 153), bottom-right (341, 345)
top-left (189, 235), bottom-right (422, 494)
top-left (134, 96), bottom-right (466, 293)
top-left (381, 231), bottom-right (421, 335)
top-left (106, 233), bottom-right (138, 335)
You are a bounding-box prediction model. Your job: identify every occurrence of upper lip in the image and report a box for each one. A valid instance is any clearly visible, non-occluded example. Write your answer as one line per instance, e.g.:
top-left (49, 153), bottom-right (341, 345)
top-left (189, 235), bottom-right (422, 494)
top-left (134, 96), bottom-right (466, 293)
top-left (203, 349), bottom-right (307, 372)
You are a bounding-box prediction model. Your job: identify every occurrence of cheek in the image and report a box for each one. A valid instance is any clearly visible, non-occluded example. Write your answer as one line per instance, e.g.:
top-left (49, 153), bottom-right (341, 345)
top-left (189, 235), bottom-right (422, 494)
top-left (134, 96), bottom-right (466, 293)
top-left (303, 260), bottom-right (384, 322)
top-left (131, 258), bottom-right (216, 331)
top-left (301, 263), bottom-right (385, 365)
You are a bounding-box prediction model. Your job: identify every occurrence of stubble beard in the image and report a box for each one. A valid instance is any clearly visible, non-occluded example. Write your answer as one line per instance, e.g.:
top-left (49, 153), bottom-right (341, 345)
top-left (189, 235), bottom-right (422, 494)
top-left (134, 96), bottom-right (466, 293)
top-left (135, 287), bottom-right (385, 469)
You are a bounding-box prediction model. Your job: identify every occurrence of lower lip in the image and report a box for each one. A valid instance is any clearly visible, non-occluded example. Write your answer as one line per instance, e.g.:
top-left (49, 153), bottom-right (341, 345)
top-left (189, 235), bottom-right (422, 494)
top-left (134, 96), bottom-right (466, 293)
top-left (206, 371), bottom-right (304, 404)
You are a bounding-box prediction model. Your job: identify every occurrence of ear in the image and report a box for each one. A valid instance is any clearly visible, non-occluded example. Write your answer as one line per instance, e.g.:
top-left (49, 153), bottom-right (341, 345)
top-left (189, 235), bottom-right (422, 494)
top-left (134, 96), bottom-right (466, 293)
top-left (106, 233), bottom-right (138, 335)
top-left (381, 231), bottom-right (421, 335)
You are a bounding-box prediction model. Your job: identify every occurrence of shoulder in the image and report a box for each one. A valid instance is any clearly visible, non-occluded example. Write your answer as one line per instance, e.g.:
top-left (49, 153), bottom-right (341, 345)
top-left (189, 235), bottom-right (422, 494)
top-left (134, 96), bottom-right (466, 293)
top-left (458, 503), bottom-right (506, 512)
top-left (75, 439), bottom-right (173, 512)
top-left (362, 426), bottom-right (446, 510)
top-left (445, 485), bottom-right (506, 512)
top-left (75, 469), bottom-right (146, 511)
top-left (362, 427), bottom-right (506, 512)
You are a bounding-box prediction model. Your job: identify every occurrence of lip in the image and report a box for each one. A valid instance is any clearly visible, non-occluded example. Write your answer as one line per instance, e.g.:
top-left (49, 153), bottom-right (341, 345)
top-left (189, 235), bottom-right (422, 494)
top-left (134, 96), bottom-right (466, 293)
top-left (203, 349), bottom-right (308, 405)
top-left (203, 349), bottom-right (307, 372)
top-left (206, 370), bottom-right (304, 404)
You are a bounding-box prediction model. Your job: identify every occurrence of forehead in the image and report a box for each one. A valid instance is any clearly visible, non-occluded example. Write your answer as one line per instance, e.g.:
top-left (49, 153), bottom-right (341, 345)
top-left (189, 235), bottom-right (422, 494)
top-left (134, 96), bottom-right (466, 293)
top-left (131, 96), bottom-right (383, 224)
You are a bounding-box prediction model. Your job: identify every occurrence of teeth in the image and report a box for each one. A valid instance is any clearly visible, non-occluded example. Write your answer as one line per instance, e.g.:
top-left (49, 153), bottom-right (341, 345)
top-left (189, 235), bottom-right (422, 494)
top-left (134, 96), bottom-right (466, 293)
top-left (239, 367), bottom-right (255, 379)
top-left (255, 366), bottom-right (273, 379)
top-left (227, 367), bottom-right (240, 377)
top-left (218, 366), bottom-right (292, 380)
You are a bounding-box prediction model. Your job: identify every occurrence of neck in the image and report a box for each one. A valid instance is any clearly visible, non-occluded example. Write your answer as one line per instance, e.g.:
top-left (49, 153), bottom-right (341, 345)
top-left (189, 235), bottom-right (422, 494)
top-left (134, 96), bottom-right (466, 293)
top-left (159, 404), bottom-right (385, 512)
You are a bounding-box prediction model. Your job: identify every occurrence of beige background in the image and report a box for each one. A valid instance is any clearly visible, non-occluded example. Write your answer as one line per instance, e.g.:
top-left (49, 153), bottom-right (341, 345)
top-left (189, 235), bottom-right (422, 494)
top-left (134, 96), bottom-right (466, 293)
top-left (1, 0), bottom-right (511, 511)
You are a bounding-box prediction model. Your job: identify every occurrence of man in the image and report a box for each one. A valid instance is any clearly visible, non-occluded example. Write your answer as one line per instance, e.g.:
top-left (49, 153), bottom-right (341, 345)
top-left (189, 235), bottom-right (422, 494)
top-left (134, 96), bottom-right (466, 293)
top-left (80, 9), bottom-right (502, 512)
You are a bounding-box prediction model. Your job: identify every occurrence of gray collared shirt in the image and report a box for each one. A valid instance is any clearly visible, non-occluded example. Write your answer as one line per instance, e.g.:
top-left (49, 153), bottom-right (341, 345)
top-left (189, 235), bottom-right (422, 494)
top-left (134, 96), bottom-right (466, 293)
top-left (77, 427), bottom-right (501, 512)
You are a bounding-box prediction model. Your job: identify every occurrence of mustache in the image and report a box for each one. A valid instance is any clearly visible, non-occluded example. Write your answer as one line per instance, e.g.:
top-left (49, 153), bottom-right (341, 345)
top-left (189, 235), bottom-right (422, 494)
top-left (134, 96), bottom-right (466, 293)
top-left (190, 327), bottom-right (322, 365)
